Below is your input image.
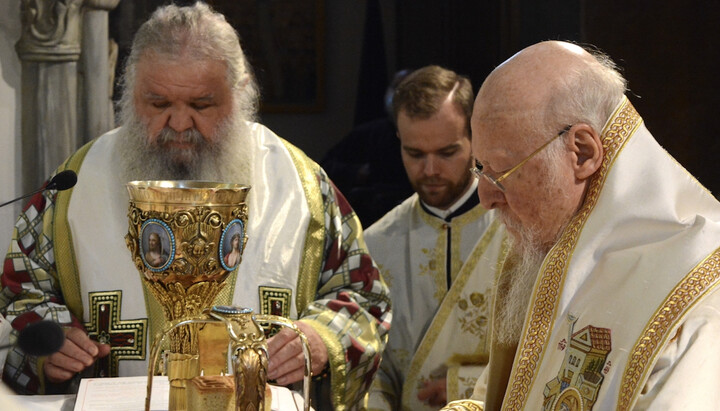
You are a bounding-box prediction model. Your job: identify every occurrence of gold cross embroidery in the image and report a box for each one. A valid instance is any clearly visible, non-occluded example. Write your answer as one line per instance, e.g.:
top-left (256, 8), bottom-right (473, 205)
top-left (84, 291), bottom-right (147, 377)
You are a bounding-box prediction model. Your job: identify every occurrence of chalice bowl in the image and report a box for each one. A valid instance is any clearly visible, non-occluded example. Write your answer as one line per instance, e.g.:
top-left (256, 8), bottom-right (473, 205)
top-left (125, 180), bottom-right (250, 410)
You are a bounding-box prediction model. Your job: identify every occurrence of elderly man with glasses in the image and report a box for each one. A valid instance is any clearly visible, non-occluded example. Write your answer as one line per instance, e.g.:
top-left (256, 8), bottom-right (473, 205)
top-left (443, 40), bottom-right (720, 410)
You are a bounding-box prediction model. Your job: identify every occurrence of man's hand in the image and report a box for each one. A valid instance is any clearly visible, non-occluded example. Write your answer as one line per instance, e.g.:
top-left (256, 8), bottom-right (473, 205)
top-left (266, 321), bottom-right (328, 385)
top-left (417, 378), bottom-right (447, 407)
top-left (43, 328), bottom-right (110, 383)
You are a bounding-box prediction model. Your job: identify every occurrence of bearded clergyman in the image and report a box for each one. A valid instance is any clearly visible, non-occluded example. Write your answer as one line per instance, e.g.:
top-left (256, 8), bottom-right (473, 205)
top-left (442, 40), bottom-right (720, 410)
top-left (0, 3), bottom-right (391, 409)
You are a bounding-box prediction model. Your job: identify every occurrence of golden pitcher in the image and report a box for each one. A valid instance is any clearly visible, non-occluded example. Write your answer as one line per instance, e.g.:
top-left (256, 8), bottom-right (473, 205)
top-left (146, 306), bottom-right (312, 411)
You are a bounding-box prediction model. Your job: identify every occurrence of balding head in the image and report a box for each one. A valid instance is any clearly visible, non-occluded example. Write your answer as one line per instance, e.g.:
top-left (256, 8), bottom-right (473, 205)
top-left (472, 41), bottom-right (620, 255)
top-left (475, 41), bottom-right (626, 141)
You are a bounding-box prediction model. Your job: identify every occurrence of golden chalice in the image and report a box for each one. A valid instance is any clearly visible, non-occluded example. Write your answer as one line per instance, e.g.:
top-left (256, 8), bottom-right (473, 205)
top-left (125, 181), bottom-right (311, 411)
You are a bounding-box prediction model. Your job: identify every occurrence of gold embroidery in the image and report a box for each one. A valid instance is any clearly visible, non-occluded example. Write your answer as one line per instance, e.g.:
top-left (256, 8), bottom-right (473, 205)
top-left (505, 97), bottom-right (642, 409)
top-left (279, 138), bottom-right (324, 315)
top-left (301, 317), bottom-right (347, 408)
top-left (551, 388), bottom-right (585, 411)
top-left (84, 290), bottom-right (147, 377)
top-left (377, 263), bottom-right (393, 289)
top-left (419, 245), bottom-right (446, 303)
top-left (54, 140), bottom-right (95, 320)
top-left (458, 375), bottom-right (477, 399)
top-left (394, 347), bottom-right (411, 373)
top-left (415, 199), bottom-right (492, 303)
top-left (543, 319), bottom-right (612, 410)
top-left (258, 286), bottom-right (292, 318)
top-left (458, 289), bottom-right (492, 337)
top-left (402, 219), bottom-right (502, 406)
top-left (440, 400), bottom-right (485, 410)
top-left (617, 247), bottom-right (720, 410)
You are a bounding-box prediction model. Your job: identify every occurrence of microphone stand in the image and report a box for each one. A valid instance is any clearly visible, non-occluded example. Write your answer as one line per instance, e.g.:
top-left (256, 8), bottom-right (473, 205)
top-left (0, 170), bottom-right (77, 209)
top-left (0, 186), bottom-right (49, 209)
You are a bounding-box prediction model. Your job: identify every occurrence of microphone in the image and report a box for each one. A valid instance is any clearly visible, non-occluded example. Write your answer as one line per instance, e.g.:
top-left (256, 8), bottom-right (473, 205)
top-left (0, 320), bottom-right (65, 356)
top-left (0, 170), bottom-right (78, 209)
top-left (45, 170), bottom-right (78, 192)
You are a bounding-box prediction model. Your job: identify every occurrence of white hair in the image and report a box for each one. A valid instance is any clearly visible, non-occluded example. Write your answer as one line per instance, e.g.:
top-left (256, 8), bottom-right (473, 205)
top-left (545, 46), bottom-right (628, 135)
top-left (118, 2), bottom-right (259, 125)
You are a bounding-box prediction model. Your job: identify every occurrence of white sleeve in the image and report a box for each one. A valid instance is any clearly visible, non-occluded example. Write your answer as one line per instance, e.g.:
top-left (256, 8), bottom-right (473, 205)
top-left (634, 288), bottom-right (720, 410)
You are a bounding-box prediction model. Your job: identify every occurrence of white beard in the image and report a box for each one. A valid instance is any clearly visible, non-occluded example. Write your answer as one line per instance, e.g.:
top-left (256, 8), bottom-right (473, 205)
top-left (117, 110), bottom-right (255, 186)
top-left (492, 214), bottom-right (547, 347)
top-left (492, 147), bottom-right (573, 347)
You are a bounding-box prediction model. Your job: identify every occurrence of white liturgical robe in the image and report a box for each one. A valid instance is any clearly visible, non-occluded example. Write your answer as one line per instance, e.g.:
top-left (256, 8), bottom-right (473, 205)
top-left (443, 97), bottom-right (720, 411)
top-left (364, 191), bottom-right (506, 410)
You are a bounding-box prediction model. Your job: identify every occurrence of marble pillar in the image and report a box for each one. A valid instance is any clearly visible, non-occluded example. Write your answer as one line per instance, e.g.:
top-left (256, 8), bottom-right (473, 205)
top-left (16, 0), bottom-right (84, 193)
top-left (79, 0), bottom-right (119, 144)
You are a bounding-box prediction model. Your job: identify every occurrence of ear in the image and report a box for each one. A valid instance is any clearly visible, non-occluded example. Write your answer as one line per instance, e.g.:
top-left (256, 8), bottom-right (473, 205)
top-left (568, 124), bottom-right (603, 180)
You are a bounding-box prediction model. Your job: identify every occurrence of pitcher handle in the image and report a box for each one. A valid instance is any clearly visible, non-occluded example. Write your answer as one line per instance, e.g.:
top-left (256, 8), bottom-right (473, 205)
top-left (255, 314), bottom-right (312, 411)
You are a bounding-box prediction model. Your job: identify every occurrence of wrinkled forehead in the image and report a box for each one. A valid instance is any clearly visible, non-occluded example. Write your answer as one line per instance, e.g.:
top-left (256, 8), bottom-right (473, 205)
top-left (471, 107), bottom-right (542, 160)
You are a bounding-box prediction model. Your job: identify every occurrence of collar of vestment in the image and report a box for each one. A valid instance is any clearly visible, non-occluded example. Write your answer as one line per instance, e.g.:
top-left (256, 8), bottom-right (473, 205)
top-left (421, 179), bottom-right (479, 221)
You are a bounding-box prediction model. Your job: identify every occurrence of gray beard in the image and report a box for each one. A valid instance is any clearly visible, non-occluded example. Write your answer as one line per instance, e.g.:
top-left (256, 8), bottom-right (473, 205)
top-left (117, 111), bottom-right (254, 185)
top-left (492, 151), bottom-right (571, 347)
top-left (492, 220), bottom-right (547, 347)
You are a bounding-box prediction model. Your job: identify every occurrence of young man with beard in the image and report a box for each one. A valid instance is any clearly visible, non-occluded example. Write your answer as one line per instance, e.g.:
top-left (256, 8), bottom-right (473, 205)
top-left (363, 66), bottom-right (506, 410)
top-left (442, 41), bottom-right (720, 410)
top-left (0, 3), bottom-right (391, 409)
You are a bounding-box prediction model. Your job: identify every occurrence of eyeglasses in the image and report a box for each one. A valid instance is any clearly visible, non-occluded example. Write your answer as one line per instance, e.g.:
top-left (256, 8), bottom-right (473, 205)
top-left (470, 125), bottom-right (572, 192)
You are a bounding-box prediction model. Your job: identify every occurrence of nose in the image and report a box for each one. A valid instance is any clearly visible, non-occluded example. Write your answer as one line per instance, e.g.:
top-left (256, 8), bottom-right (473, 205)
top-left (423, 155), bottom-right (439, 176)
top-left (477, 177), bottom-right (505, 210)
top-left (167, 106), bottom-right (194, 133)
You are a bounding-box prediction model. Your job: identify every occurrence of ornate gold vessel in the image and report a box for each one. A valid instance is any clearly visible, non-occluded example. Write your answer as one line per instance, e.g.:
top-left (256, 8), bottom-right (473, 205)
top-left (146, 306), bottom-right (312, 411)
top-left (125, 181), bottom-right (312, 411)
top-left (125, 180), bottom-right (250, 409)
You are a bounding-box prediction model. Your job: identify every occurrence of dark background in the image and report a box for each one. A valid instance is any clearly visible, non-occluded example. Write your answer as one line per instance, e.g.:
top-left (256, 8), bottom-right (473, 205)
top-left (110, 0), bottom-right (720, 203)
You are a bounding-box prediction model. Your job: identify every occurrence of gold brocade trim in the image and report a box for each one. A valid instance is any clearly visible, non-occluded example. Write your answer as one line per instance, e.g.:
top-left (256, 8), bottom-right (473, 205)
top-left (441, 400), bottom-right (485, 411)
top-left (504, 97), bottom-right (642, 409)
top-left (54, 139), bottom-right (96, 320)
top-left (300, 317), bottom-right (348, 409)
top-left (447, 365), bottom-right (460, 402)
top-left (402, 218), bottom-right (502, 407)
top-left (279, 138), bottom-right (325, 315)
top-left (617, 247), bottom-right (720, 410)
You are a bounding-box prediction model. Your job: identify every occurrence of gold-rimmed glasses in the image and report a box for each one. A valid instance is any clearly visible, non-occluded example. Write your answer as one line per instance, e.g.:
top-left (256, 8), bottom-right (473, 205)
top-left (470, 125), bottom-right (572, 192)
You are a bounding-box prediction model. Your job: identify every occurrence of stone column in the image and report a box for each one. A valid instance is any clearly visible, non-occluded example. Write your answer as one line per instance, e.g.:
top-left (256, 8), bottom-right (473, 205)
top-left (16, 0), bottom-right (84, 193)
top-left (79, 0), bottom-right (119, 144)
